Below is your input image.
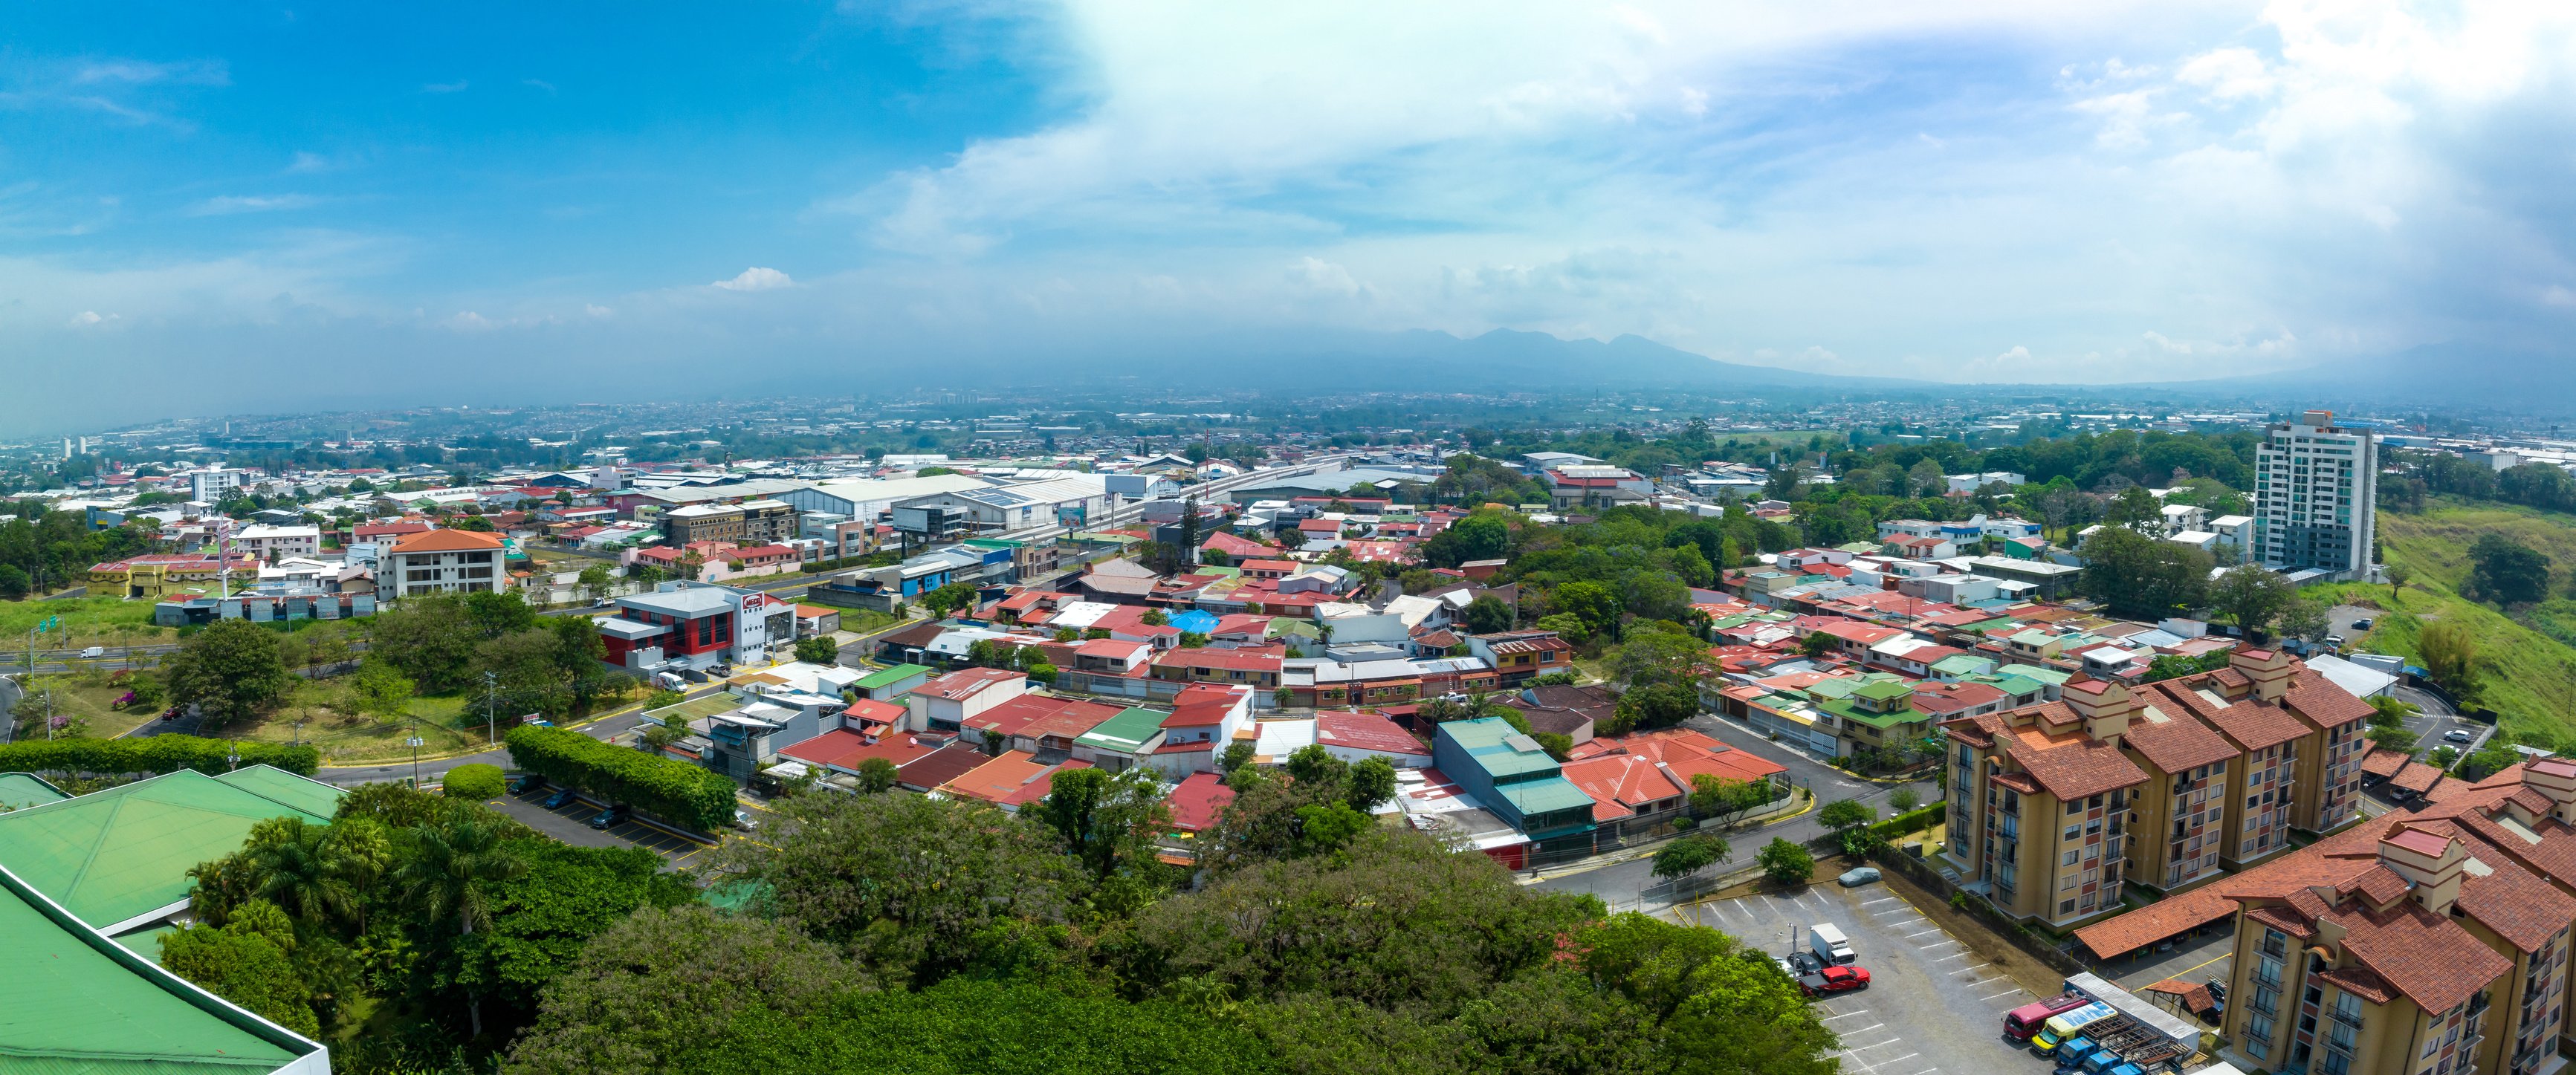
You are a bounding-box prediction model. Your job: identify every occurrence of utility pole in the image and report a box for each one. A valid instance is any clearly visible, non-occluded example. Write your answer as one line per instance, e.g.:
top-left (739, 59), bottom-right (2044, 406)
top-left (484, 670), bottom-right (499, 745)
top-left (407, 735), bottom-right (424, 788)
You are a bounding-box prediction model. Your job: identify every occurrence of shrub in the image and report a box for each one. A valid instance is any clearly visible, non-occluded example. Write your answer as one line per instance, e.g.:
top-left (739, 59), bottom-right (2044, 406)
top-left (505, 724), bottom-right (738, 831)
top-left (443, 762), bottom-right (506, 800)
top-left (0, 735), bottom-right (320, 777)
top-left (1867, 804), bottom-right (1945, 840)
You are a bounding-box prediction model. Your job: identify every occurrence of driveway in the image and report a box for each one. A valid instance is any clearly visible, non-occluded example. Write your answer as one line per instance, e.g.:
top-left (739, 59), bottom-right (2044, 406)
top-left (1531, 711), bottom-right (1940, 906)
top-left (486, 784), bottom-right (719, 871)
top-left (1682, 879), bottom-right (2041, 1075)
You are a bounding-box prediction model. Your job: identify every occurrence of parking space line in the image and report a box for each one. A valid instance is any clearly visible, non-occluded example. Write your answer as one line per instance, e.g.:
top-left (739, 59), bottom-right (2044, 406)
top-left (1932, 951), bottom-right (1971, 962)
top-left (1817, 1009), bottom-right (1872, 1022)
top-left (1915, 936), bottom-right (1961, 947)
top-left (1863, 897), bottom-right (1900, 906)
top-left (1871, 1054), bottom-right (1920, 1071)
top-left (1837, 1023), bottom-right (1884, 1036)
top-left (1980, 987), bottom-right (2026, 1001)
top-left (1909, 1068), bottom-right (1940, 1075)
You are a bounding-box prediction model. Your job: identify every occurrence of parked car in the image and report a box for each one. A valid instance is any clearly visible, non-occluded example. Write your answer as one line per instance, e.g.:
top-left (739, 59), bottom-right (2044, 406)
top-left (733, 809), bottom-right (760, 831)
top-left (1798, 965), bottom-right (1871, 996)
top-left (2354, 617), bottom-right (2374, 630)
top-left (508, 773), bottom-right (546, 795)
top-left (2324, 634), bottom-right (2346, 648)
top-left (543, 787), bottom-right (579, 809)
top-left (2446, 729), bottom-right (2477, 744)
top-left (587, 804), bottom-right (632, 830)
top-left (80, 646), bottom-right (106, 658)
top-left (1773, 951), bottom-right (1822, 978)
top-left (1836, 866), bottom-right (1881, 887)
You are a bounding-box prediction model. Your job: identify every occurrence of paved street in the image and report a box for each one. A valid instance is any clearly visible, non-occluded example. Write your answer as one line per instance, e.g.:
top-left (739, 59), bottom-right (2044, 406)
top-left (485, 783), bottom-right (719, 870)
top-left (1533, 709), bottom-right (1941, 904)
top-left (1680, 878), bottom-right (2040, 1075)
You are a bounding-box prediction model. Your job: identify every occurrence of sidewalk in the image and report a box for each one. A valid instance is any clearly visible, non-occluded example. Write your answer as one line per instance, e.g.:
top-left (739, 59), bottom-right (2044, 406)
top-left (1518, 792), bottom-right (1815, 884)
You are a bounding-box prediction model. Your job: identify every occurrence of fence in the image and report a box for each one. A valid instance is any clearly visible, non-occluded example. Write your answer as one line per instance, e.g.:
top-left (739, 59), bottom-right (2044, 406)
top-left (1519, 776), bottom-right (1809, 875)
top-left (1868, 845), bottom-right (2088, 978)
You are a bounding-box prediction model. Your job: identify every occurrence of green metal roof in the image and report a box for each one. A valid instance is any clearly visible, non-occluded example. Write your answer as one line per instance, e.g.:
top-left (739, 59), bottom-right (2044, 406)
top-left (1075, 707), bottom-right (1171, 753)
top-left (0, 769), bottom-right (339, 933)
top-left (1978, 673), bottom-right (2049, 698)
top-left (213, 766), bottom-right (346, 821)
top-left (0, 862), bottom-right (314, 1074)
top-left (2001, 663), bottom-right (2073, 685)
top-left (1929, 654), bottom-right (1993, 675)
top-left (0, 773), bottom-right (69, 811)
top-left (1441, 717), bottom-right (1560, 782)
top-left (1819, 697), bottom-right (1932, 731)
top-left (1492, 776), bottom-right (1599, 817)
top-left (1850, 680), bottom-right (1916, 703)
top-left (854, 663), bottom-right (933, 690)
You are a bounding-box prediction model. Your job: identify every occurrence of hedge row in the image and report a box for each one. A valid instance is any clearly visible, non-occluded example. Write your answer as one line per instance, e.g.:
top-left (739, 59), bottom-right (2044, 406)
top-left (0, 736), bottom-right (321, 777)
top-left (505, 724), bottom-right (737, 832)
top-left (1870, 804), bottom-right (1945, 839)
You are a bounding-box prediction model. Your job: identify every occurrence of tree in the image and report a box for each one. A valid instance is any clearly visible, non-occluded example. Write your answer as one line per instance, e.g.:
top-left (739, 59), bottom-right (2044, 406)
top-left (2277, 597), bottom-right (2331, 646)
top-left (2103, 485), bottom-right (2164, 533)
top-left (348, 658), bottom-right (415, 722)
top-left (1689, 775), bottom-right (1773, 818)
top-left (704, 790), bottom-right (1082, 987)
top-left (1889, 786), bottom-right (1920, 812)
top-left (1550, 580), bottom-right (1624, 639)
top-left (1818, 798), bottom-right (1875, 834)
top-left (506, 906), bottom-right (867, 1075)
top-left (1610, 682), bottom-right (1700, 734)
top-left (366, 594), bottom-right (481, 692)
top-left (166, 619), bottom-right (293, 729)
top-left (1757, 837), bottom-right (1814, 886)
top-left (1463, 594), bottom-right (1514, 634)
top-left (2421, 620), bottom-right (2482, 704)
top-left (1614, 628), bottom-right (1705, 688)
top-left (2387, 562), bottom-right (2414, 598)
top-left (2366, 727), bottom-right (2420, 754)
top-left (465, 590), bottom-right (540, 639)
top-left (1220, 740), bottom-right (1257, 774)
top-left (444, 762), bottom-right (506, 800)
top-left (1027, 767), bottom-right (1171, 884)
top-left (2467, 533), bottom-right (2551, 605)
top-left (2077, 527), bottom-right (2212, 620)
top-left (1799, 631), bottom-right (1836, 658)
top-left (855, 756), bottom-right (899, 793)
top-left (922, 581), bottom-right (977, 618)
top-left (2431, 745), bottom-right (2462, 770)
top-left (160, 900), bottom-right (320, 1038)
top-left (1271, 686), bottom-right (1296, 711)
top-left (1141, 608), bottom-right (1170, 627)
top-left (793, 636), bottom-right (840, 664)
top-left (2367, 695), bottom-right (2418, 729)
top-left (1535, 612), bottom-right (1592, 647)
top-left (2209, 564), bottom-right (2295, 640)
top-left (0, 563), bottom-right (28, 600)
top-left (395, 813), bottom-right (529, 1036)
top-left (1026, 661), bottom-right (1059, 686)
top-left (577, 564), bottom-right (613, 605)
top-left (1347, 756), bottom-right (1398, 812)
top-left (1651, 834), bottom-right (1730, 882)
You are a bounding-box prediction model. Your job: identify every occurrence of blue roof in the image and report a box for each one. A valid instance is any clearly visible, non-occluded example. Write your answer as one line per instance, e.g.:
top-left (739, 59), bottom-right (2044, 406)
top-left (1167, 609), bottom-right (1220, 635)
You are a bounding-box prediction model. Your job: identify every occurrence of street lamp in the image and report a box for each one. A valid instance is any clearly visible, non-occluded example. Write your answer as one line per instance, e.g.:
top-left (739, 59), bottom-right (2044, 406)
top-left (225, 741), bottom-right (240, 772)
top-left (406, 735), bottom-right (424, 788)
top-left (484, 671), bottom-right (499, 746)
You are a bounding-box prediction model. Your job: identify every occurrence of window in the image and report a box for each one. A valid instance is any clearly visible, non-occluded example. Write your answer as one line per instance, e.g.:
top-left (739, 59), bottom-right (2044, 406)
top-left (2063, 850), bottom-right (2079, 866)
top-left (2059, 899), bottom-right (2076, 915)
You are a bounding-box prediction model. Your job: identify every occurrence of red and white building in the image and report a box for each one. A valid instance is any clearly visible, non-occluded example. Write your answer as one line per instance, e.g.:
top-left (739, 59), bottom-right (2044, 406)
top-left (594, 582), bottom-right (792, 671)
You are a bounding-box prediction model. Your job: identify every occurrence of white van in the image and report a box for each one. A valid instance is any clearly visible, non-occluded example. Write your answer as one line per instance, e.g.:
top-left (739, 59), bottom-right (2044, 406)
top-left (1808, 923), bottom-right (1856, 966)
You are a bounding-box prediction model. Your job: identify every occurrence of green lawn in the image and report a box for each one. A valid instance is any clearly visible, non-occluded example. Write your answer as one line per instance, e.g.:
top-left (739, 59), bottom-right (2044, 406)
top-left (234, 683), bottom-right (485, 764)
top-left (2301, 498), bottom-right (2576, 746)
top-left (0, 595), bottom-right (178, 650)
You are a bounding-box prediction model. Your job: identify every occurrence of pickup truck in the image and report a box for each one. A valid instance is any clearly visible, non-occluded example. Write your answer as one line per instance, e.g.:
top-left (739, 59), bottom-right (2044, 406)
top-left (1798, 965), bottom-right (1871, 996)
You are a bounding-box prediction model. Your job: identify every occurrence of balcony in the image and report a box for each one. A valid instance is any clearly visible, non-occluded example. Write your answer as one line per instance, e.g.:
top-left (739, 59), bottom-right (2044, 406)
top-left (2327, 1009), bottom-right (2363, 1030)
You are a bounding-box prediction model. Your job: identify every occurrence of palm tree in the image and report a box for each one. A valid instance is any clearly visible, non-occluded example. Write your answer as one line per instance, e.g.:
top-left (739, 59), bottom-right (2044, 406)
top-left (395, 816), bottom-right (525, 1036)
top-left (245, 819), bottom-right (371, 931)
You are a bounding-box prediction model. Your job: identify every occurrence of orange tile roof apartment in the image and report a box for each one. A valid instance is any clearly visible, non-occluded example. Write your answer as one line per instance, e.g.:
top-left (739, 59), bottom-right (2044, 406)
top-left (381, 527), bottom-right (508, 599)
top-left (2074, 756), bottom-right (2576, 1075)
top-left (1939, 647), bottom-right (2372, 929)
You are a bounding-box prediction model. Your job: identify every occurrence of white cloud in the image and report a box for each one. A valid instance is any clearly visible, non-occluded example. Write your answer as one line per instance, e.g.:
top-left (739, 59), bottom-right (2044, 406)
top-left (711, 267), bottom-right (793, 291)
top-left (72, 59), bottom-right (228, 86)
top-left (286, 152), bottom-right (330, 173)
top-left (2175, 47), bottom-right (2273, 100)
top-left (187, 195), bottom-right (317, 216)
top-left (585, 303), bottom-right (615, 317)
top-left (65, 311), bottom-right (116, 327)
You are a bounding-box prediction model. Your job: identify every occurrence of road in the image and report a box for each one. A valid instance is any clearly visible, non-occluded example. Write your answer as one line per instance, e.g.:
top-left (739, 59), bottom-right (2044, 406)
top-left (1533, 709), bottom-right (1941, 905)
top-left (2327, 603), bottom-right (2484, 756)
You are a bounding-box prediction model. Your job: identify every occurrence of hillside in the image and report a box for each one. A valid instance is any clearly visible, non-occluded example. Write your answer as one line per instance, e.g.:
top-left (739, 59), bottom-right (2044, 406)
top-left (2308, 498), bottom-right (2576, 745)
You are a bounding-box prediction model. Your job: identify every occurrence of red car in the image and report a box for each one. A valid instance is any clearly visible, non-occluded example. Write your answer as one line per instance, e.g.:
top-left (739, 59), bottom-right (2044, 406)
top-left (1800, 965), bottom-right (1871, 996)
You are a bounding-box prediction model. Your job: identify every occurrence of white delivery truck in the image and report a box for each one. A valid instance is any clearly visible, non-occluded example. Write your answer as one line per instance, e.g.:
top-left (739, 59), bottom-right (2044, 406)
top-left (1809, 923), bottom-right (1856, 966)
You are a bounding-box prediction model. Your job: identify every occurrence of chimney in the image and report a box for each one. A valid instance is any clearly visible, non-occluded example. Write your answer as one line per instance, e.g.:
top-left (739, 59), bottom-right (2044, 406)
top-left (2063, 679), bottom-right (2137, 747)
top-left (2378, 829), bottom-right (2466, 917)
top-left (2523, 758), bottom-right (2576, 826)
top-left (2230, 646), bottom-right (2292, 704)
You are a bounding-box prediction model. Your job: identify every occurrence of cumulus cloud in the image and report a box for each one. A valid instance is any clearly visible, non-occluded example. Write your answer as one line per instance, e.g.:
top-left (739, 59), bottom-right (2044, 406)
top-left (711, 267), bottom-right (793, 291)
top-left (65, 311), bottom-right (116, 327)
top-left (2175, 47), bottom-right (2272, 100)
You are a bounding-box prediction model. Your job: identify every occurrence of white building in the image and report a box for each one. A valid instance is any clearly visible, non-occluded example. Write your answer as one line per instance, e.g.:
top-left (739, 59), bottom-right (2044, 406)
top-left (2253, 410), bottom-right (2378, 581)
top-left (1944, 470), bottom-right (2026, 493)
top-left (379, 529), bottom-right (508, 599)
top-left (187, 467), bottom-right (250, 503)
top-left (232, 524), bottom-right (320, 561)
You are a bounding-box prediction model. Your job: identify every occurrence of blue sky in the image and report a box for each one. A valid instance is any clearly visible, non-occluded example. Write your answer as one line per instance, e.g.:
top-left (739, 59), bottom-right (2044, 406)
top-left (5, 1), bottom-right (2573, 432)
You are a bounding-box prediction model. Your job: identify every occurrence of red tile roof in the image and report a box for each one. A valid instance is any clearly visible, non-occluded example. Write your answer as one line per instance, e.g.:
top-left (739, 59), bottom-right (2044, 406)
top-left (1165, 771), bottom-right (1236, 832)
top-left (389, 528), bottom-right (506, 553)
top-left (916, 666), bottom-right (1023, 701)
top-left (2119, 707), bottom-right (2242, 775)
top-left (2196, 699), bottom-right (2314, 753)
top-left (2007, 736), bottom-right (2147, 801)
top-left (965, 694), bottom-right (1124, 741)
top-left (894, 744), bottom-right (994, 790)
top-left (1561, 754), bottom-right (1684, 821)
top-left (1314, 709), bottom-right (1429, 757)
top-left (2359, 747), bottom-right (2411, 778)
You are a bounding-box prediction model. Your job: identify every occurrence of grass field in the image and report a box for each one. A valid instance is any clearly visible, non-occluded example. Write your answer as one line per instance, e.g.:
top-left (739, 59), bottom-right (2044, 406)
top-left (0, 596), bottom-right (178, 649)
top-left (4, 672), bottom-right (166, 739)
top-left (2302, 497), bottom-right (2576, 745)
top-left (234, 683), bottom-right (485, 763)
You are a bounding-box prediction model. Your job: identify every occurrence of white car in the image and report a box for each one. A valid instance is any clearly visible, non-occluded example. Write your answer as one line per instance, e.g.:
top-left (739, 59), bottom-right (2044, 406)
top-left (80, 646), bottom-right (106, 658)
top-left (2445, 729), bottom-right (2477, 744)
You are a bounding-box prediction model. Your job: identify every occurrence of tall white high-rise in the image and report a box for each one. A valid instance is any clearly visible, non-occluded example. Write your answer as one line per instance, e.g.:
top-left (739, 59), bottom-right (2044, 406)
top-left (2253, 409), bottom-right (2377, 580)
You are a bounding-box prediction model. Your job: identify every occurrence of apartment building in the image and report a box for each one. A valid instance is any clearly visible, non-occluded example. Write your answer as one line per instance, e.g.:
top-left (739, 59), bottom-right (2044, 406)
top-left (232, 523), bottom-right (321, 561)
top-left (2255, 409), bottom-right (2379, 580)
top-left (379, 529), bottom-right (506, 599)
top-left (661, 499), bottom-right (798, 547)
top-left (1941, 647), bottom-right (2375, 926)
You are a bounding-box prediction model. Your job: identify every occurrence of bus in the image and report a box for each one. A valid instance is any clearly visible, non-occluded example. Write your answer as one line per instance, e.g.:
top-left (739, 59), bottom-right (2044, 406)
top-left (2031, 1002), bottom-right (2115, 1056)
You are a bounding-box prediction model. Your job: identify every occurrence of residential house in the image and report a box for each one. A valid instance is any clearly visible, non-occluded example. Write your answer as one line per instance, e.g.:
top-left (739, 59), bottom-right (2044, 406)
top-left (380, 528), bottom-right (508, 599)
top-left (1467, 629), bottom-right (1573, 686)
top-left (1432, 717), bottom-right (1597, 849)
top-left (904, 666), bottom-right (1030, 732)
top-left (1507, 683), bottom-right (1614, 746)
top-left (1156, 684), bottom-right (1253, 775)
top-left (938, 751), bottom-right (1090, 813)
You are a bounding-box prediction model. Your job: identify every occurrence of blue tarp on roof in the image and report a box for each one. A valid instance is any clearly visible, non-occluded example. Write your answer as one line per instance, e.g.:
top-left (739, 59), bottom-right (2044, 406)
top-left (1167, 610), bottom-right (1220, 635)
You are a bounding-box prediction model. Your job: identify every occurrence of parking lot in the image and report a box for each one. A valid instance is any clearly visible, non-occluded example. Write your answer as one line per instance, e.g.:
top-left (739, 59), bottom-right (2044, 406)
top-left (2104, 925), bottom-right (2234, 998)
top-left (1678, 880), bottom-right (2045, 1075)
top-left (487, 785), bottom-right (719, 870)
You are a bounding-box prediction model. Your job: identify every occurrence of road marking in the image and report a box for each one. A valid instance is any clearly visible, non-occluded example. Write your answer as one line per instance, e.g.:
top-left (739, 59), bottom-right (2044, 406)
top-left (1871, 1054), bottom-right (1920, 1071)
top-left (1915, 936), bottom-right (1961, 948)
top-left (1980, 987), bottom-right (2026, 1001)
top-left (1837, 1022), bottom-right (1886, 1036)
top-left (2168, 951), bottom-right (2233, 978)
top-left (1818, 1009), bottom-right (1873, 1022)
top-left (1933, 951), bottom-right (1971, 963)
top-left (1901, 928), bottom-right (1946, 939)
top-left (1909, 1067), bottom-right (1941, 1075)
top-left (1863, 897), bottom-right (1900, 906)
